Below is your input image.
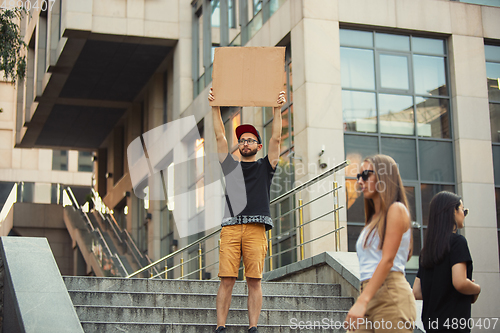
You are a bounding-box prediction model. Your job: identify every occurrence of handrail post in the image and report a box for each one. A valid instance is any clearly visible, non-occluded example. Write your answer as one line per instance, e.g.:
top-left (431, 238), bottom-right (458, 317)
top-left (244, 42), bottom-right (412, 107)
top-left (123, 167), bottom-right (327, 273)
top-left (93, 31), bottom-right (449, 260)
top-left (333, 180), bottom-right (340, 251)
top-left (298, 199), bottom-right (304, 261)
top-left (165, 263), bottom-right (168, 279)
top-left (268, 229), bottom-right (273, 271)
top-left (180, 257), bottom-right (184, 279)
top-left (199, 243), bottom-right (203, 280)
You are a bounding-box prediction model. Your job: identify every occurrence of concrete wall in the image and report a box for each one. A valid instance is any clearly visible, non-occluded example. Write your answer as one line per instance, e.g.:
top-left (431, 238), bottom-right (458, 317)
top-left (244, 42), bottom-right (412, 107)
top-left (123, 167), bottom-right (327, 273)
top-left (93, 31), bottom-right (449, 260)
top-left (0, 237), bottom-right (83, 332)
top-left (0, 80), bottom-right (91, 187)
top-left (62, 0), bottom-right (181, 40)
top-left (1, 203), bottom-right (73, 276)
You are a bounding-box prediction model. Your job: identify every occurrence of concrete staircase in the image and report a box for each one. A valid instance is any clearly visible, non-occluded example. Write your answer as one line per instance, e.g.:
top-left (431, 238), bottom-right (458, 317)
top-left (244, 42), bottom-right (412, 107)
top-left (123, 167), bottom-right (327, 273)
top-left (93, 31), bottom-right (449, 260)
top-left (63, 276), bottom-right (353, 333)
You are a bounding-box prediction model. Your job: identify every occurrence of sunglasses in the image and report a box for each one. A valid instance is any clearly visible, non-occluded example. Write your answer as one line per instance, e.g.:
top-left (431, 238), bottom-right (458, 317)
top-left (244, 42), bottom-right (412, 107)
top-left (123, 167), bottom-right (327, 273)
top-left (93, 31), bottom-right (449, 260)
top-left (356, 170), bottom-right (374, 181)
top-left (463, 208), bottom-right (469, 217)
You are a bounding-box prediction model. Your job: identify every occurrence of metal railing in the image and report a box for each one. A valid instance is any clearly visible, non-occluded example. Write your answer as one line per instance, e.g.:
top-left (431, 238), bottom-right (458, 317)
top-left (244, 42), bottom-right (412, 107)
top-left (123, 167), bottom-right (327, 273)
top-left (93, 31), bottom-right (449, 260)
top-left (127, 160), bottom-right (349, 280)
top-left (0, 183), bottom-right (18, 226)
top-left (87, 188), bottom-right (160, 277)
top-left (64, 186), bottom-right (130, 277)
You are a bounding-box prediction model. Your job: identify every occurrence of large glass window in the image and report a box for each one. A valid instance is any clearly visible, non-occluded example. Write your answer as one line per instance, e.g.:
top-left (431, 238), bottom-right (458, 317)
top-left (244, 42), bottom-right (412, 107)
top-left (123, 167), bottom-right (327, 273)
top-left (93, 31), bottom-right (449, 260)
top-left (342, 91), bottom-right (377, 133)
top-left (160, 200), bottom-right (175, 278)
top-left (487, 44), bottom-right (500, 268)
top-left (340, 48), bottom-right (375, 90)
top-left (211, 0), bottom-right (236, 28)
top-left (379, 54), bottom-right (410, 90)
top-left (222, 107), bottom-right (241, 158)
top-left (342, 30), bottom-right (453, 277)
top-left (78, 151), bottom-right (93, 172)
top-left (52, 150), bottom-right (68, 171)
top-left (456, 0), bottom-right (500, 7)
top-left (188, 134), bottom-right (205, 217)
top-left (136, 189), bottom-right (147, 256)
top-left (379, 94), bottom-right (414, 136)
top-left (193, 2), bottom-right (214, 97)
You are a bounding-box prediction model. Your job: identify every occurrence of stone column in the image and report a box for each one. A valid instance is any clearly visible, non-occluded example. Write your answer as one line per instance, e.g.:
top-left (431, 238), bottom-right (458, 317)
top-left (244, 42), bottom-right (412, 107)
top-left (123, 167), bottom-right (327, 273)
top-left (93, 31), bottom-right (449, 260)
top-left (174, 1), bottom-right (193, 120)
top-left (449, 33), bottom-right (500, 319)
top-left (291, 0), bottom-right (347, 255)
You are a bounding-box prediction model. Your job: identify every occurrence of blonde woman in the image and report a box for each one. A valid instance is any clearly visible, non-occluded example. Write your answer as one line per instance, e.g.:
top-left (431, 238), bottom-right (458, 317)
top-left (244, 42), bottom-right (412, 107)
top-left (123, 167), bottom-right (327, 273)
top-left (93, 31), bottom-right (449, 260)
top-left (345, 154), bottom-right (416, 332)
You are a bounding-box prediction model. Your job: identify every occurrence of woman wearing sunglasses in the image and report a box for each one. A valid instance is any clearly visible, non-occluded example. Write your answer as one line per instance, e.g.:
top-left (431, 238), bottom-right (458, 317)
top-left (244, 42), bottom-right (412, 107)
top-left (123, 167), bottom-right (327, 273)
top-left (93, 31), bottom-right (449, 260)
top-left (412, 191), bottom-right (480, 332)
top-left (345, 154), bottom-right (416, 332)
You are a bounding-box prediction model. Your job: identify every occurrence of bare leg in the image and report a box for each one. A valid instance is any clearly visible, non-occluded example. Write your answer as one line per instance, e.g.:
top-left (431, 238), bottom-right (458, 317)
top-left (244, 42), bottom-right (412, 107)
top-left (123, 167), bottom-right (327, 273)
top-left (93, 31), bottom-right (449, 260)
top-left (216, 277), bottom-right (236, 328)
top-left (247, 277), bottom-right (262, 328)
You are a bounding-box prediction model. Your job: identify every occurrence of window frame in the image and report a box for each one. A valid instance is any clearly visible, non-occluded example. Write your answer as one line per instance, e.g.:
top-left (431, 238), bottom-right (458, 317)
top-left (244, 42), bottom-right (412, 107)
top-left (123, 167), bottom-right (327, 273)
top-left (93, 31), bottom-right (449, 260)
top-left (486, 43), bottom-right (500, 268)
top-left (341, 28), bottom-right (456, 276)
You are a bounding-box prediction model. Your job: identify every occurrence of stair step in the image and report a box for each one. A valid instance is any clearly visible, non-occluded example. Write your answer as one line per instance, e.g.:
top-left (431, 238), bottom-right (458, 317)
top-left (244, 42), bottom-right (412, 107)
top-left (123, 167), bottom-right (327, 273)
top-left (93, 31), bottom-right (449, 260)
top-left (63, 277), bottom-right (341, 297)
top-left (74, 305), bottom-right (348, 325)
top-left (68, 290), bottom-right (353, 310)
top-left (80, 322), bottom-right (345, 332)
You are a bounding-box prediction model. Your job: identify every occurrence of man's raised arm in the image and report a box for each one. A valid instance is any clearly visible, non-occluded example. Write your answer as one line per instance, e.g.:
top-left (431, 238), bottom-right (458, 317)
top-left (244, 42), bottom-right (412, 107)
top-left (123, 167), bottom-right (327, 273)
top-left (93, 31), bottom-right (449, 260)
top-left (208, 88), bottom-right (228, 162)
top-left (267, 91), bottom-right (286, 169)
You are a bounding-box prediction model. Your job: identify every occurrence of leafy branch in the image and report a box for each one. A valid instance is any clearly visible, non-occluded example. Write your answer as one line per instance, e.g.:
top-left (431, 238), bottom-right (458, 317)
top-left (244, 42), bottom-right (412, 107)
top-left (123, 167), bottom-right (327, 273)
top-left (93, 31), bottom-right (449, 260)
top-left (0, 8), bottom-right (28, 83)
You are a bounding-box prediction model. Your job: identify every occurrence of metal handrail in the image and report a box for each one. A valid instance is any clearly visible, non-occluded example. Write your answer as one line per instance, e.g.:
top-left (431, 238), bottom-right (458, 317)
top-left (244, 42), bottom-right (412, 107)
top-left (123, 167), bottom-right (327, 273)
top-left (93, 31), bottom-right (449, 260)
top-left (0, 183), bottom-right (17, 224)
top-left (112, 253), bottom-right (129, 276)
top-left (127, 159), bottom-right (349, 280)
top-left (144, 254), bottom-right (161, 277)
top-left (66, 186), bottom-right (81, 210)
top-left (268, 226), bottom-right (344, 260)
top-left (127, 227), bottom-right (221, 278)
top-left (91, 188), bottom-right (124, 243)
top-left (151, 243), bottom-right (220, 279)
top-left (175, 217), bottom-right (345, 281)
top-left (269, 185), bottom-right (342, 229)
top-left (123, 229), bottom-right (146, 266)
top-left (269, 205), bottom-right (343, 242)
top-left (64, 186), bottom-right (139, 278)
top-left (269, 160), bottom-right (349, 205)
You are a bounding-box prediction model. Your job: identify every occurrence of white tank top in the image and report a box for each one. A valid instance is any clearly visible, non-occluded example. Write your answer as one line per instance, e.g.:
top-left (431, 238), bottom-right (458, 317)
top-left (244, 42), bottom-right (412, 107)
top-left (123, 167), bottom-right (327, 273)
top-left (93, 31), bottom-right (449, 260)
top-left (356, 225), bottom-right (411, 282)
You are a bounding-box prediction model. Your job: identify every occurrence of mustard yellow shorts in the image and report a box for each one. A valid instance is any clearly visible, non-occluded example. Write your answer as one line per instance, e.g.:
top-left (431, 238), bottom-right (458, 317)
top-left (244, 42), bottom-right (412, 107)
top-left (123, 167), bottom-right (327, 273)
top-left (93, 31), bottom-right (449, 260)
top-left (218, 223), bottom-right (268, 279)
top-left (348, 271), bottom-right (416, 332)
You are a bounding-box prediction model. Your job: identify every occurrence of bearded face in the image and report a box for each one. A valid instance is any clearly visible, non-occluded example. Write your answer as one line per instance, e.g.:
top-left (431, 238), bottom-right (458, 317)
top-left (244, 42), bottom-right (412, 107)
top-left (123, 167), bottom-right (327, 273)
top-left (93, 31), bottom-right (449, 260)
top-left (237, 133), bottom-right (261, 158)
top-left (239, 145), bottom-right (258, 157)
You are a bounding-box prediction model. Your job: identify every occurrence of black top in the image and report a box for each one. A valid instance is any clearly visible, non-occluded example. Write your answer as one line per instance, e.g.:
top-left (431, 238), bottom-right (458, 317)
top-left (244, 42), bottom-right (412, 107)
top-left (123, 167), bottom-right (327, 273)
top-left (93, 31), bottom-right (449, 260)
top-left (220, 154), bottom-right (276, 229)
top-left (417, 233), bottom-right (473, 332)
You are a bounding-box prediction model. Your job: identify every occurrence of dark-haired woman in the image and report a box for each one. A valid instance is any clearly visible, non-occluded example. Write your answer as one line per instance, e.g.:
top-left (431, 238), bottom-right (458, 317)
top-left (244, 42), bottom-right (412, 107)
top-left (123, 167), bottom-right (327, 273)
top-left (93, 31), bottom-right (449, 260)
top-left (413, 191), bottom-right (480, 332)
top-left (345, 154), bottom-right (416, 332)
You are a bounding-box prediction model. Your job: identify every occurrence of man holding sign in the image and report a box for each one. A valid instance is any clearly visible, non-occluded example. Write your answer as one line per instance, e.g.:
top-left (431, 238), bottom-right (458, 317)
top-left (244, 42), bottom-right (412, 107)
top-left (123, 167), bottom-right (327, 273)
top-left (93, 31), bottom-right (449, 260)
top-left (209, 86), bottom-right (286, 333)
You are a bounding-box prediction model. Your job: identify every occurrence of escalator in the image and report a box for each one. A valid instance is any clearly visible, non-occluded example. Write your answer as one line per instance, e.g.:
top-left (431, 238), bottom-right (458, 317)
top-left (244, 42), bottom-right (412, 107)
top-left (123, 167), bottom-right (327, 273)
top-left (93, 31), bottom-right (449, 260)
top-left (62, 187), bottom-right (157, 278)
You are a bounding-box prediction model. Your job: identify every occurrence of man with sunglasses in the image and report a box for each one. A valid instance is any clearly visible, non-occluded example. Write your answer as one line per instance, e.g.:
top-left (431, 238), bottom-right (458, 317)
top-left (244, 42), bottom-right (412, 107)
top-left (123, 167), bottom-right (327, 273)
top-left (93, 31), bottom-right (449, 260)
top-left (208, 88), bottom-right (286, 333)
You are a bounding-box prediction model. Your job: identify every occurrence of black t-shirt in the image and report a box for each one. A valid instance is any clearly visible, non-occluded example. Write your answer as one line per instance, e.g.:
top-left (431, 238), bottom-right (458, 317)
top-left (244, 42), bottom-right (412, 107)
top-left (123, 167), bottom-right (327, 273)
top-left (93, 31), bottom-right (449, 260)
top-left (417, 233), bottom-right (473, 332)
top-left (220, 154), bottom-right (276, 225)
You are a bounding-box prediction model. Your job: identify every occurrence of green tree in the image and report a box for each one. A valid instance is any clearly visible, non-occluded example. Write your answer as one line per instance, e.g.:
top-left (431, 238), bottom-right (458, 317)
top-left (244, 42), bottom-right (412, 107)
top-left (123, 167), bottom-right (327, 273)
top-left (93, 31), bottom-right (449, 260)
top-left (0, 8), bottom-right (27, 84)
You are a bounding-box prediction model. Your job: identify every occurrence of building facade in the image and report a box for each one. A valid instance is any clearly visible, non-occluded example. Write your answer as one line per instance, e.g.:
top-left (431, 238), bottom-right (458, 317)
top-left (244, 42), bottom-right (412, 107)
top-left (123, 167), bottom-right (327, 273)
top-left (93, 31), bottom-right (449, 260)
top-left (10, 0), bottom-right (500, 324)
top-left (0, 19), bottom-right (93, 275)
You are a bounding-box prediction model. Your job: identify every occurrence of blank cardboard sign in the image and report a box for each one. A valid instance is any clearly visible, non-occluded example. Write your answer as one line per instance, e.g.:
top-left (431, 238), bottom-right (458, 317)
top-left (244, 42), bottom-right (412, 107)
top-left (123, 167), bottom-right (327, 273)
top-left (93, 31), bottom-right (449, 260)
top-left (210, 47), bottom-right (286, 107)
